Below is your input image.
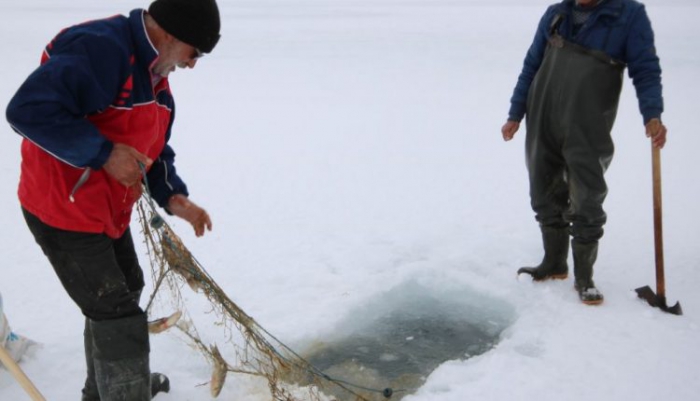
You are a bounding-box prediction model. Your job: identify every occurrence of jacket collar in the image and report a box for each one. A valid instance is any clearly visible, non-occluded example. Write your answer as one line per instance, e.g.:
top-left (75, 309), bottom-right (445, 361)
top-left (128, 9), bottom-right (159, 71)
top-left (558, 0), bottom-right (623, 17)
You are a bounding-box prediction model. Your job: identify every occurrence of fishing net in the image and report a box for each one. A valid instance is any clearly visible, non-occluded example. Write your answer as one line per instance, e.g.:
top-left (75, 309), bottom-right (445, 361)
top-left (136, 197), bottom-right (396, 401)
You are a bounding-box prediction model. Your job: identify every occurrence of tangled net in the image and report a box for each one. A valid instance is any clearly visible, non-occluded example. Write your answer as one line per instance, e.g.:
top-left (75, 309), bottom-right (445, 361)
top-left (136, 198), bottom-right (395, 401)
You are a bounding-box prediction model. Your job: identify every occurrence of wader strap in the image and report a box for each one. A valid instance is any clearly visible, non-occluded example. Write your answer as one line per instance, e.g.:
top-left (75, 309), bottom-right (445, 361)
top-left (549, 14), bottom-right (564, 36)
top-left (554, 36), bottom-right (626, 70)
top-left (546, 14), bottom-right (625, 70)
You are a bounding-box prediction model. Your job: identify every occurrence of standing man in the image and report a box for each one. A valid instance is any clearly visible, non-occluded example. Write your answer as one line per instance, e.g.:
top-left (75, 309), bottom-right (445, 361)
top-left (6, 0), bottom-right (220, 399)
top-left (502, 0), bottom-right (667, 305)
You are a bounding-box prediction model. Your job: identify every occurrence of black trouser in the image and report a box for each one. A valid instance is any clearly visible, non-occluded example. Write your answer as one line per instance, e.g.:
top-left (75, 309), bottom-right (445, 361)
top-left (24, 208), bottom-right (151, 401)
top-left (525, 35), bottom-right (623, 243)
top-left (22, 208), bottom-right (144, 320)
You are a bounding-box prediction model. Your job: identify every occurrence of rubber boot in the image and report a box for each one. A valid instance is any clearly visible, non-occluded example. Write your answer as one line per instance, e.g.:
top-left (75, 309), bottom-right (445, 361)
top-left (91, 313), bottom-right (151, 401)
top-left (572, 240), bottom-right (604, 305)
top-left (517, 226), bottom-right (569, 281)
top-left (151, 373), bottom-right (170, 398)
top-left (84, 318), bottom-right (170, 400)
top-left (82, 319), bottom-right (100, 401)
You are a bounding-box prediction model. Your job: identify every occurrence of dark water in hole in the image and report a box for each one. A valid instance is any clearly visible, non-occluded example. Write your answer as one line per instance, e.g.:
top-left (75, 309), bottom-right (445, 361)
top-left (299, 280), bottom-right (514, 400)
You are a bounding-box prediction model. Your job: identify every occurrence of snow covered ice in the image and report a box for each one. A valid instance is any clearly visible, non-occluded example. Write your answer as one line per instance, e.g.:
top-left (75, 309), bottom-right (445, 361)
top-left (1, 0), bottom-right (700, 400)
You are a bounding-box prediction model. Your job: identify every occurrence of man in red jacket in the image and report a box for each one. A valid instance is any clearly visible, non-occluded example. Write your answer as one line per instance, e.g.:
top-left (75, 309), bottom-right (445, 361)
top-left (6, 1), bottom-right (219, 399)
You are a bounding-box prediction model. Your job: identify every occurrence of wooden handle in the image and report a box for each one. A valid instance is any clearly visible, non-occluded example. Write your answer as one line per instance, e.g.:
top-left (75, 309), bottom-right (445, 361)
top-left (0, 345), bottom-right (46, 401)
top-left (652, 144), bottom-right (666, 301)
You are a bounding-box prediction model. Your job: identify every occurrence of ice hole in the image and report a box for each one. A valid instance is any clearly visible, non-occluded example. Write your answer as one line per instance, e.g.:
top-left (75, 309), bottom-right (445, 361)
top-left (300, 280), bottom-right (515, 400)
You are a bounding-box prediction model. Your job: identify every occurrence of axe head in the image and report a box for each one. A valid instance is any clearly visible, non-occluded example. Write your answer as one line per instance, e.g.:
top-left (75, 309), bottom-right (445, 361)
top-left (635, 285), bottom-right (683, 316)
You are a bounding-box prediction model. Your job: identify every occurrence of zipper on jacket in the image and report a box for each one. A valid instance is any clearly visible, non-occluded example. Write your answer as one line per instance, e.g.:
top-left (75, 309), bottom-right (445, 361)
top-left (69, 168), bottom-right (91, 203)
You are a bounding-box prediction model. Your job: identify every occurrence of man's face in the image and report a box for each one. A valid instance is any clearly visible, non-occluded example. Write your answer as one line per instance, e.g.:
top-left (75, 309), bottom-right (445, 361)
top-left (152, 37), bottom-right (202, 78)
top-left (576, 0), bottom-right (597, 6)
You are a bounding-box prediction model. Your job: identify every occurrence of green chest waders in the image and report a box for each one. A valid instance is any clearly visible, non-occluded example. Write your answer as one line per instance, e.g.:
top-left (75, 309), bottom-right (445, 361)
top-left (525, 17), bottom-right (625, 243)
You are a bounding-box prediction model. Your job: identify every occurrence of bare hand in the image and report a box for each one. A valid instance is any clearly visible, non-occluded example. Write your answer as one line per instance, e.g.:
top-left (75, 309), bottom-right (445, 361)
top-left (645, 118), bottom-right (667, 149)
top-left (502, 120), bottom-right (520, 141)
top-left (168, 194), bottom-right (212, 237)
top-left (103, 143), bottom-right (153, 187)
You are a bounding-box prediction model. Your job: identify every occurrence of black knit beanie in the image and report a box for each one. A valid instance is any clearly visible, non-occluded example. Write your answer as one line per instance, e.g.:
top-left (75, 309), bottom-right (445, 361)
top-left (148, 0), bottom-right (221, 53)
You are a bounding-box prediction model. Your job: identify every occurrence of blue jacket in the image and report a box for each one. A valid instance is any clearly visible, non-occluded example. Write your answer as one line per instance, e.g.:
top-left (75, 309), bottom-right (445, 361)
top-left (6, 9), bottom-right (188, 238)
top-left (508, 0), bottom-right (663, 124)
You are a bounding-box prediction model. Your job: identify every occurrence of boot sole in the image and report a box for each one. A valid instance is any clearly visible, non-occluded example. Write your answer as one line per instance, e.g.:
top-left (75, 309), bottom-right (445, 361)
top-left (581, 298), bottom-right (604, 306)
top-left (517, 268), bottom-right (569, 281)
top-left (532, 273), bottom-right (568, 282)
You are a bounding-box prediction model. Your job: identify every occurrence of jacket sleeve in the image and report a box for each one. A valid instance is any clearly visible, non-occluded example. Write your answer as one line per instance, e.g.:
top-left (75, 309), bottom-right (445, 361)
top-left (507, 8), bottom-right (554, 122)
top-left (5, 33), bottom-right (129, 169)
top-left (625, 5), bottom-right (663, 124)
top-left (146, 104), bottom-right (189, 210)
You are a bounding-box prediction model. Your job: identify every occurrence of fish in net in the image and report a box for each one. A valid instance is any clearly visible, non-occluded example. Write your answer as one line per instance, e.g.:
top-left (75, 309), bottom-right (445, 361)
top-left (137, 198), bottom-right (401, 401)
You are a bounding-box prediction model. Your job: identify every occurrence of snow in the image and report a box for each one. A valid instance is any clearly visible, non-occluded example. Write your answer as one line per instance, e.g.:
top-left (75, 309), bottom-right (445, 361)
top-left (1, 0), bottom-right (699, 400)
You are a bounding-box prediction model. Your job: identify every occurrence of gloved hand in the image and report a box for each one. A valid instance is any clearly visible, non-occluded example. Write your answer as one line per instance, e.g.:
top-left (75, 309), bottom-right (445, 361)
top-left (167, 194), bottom-right (212, 237)
top-left (645, 118), bottom-right (667, 149)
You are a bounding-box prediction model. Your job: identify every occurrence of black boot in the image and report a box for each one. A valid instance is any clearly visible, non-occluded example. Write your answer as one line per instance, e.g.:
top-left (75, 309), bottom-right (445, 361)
top-left (90, 313), bottom-right (152, 401)
top-left (572, 240), bottom-right (604, 305)
top-left (151, 373), bottom-right (170, 398)
top-left (85, 318), bottom-right (170, 400)
top-left (518, 226), bottom-right (569, 281)
top-left (82, 319), bottom-right (100, 401)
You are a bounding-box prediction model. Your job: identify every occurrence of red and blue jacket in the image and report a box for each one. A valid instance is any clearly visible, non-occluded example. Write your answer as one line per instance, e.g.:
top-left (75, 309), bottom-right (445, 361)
top-left (6, 9), bottom-right (188, 239)
top-left (508, 0), bottom-right (663, 124)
